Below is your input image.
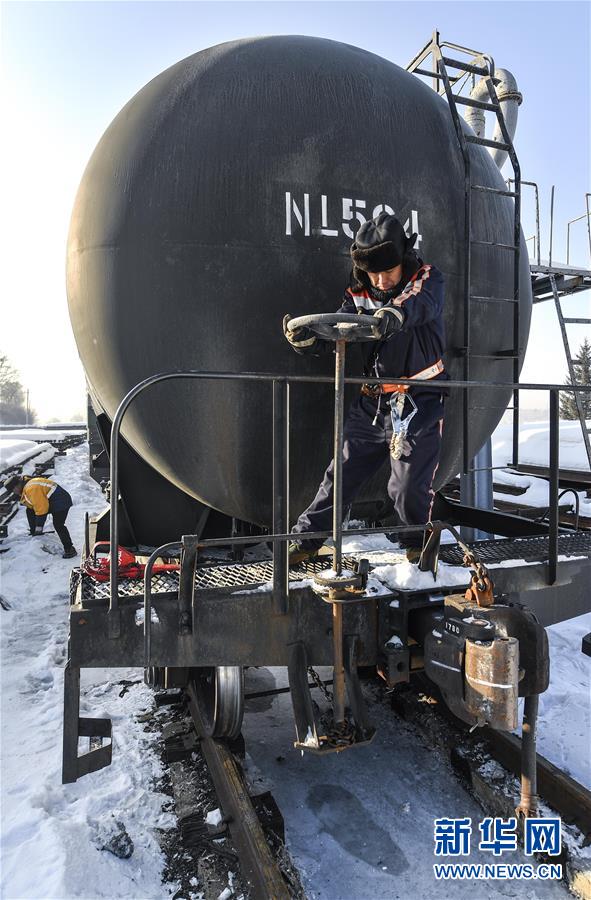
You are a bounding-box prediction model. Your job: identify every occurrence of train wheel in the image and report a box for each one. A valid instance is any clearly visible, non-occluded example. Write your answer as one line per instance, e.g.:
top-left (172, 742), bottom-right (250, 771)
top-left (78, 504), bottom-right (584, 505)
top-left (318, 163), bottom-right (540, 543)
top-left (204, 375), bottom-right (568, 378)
top-left (144, 666), bottom-right (165, 689)
top-left (191, 666), bottom-right (244, 740)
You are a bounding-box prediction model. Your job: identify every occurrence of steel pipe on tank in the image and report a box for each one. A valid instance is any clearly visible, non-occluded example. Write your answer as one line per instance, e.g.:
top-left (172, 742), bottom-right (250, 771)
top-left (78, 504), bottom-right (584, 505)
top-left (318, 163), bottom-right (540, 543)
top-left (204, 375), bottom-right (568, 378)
top-left (465, 69), bottom-right (522, 170)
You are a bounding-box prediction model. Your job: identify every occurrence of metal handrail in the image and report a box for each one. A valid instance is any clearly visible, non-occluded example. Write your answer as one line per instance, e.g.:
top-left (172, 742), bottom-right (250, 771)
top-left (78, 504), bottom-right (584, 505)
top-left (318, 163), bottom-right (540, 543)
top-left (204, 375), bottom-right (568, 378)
top-left (567, 210), bottom-right (591, 266)
top-left (143, 542), bottom-right (181, 668)
top-left (107, 370), bottom-right (591, 634)
top-left (507, 180), bottom-right (540, 266)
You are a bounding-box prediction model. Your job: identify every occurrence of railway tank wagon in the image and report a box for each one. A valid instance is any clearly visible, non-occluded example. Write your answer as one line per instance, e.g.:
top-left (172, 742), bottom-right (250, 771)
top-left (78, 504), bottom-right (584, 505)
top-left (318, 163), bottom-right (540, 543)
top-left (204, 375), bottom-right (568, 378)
top-left (63, 35), bottom-right (591, 790)
top-left (67, 34), bottom-right (532, 536)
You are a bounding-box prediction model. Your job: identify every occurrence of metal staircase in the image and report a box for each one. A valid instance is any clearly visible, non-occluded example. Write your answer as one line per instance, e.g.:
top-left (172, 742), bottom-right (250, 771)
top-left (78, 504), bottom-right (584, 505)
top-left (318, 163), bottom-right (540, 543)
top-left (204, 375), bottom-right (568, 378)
top-left (407, 32), bottom-right (522, 473)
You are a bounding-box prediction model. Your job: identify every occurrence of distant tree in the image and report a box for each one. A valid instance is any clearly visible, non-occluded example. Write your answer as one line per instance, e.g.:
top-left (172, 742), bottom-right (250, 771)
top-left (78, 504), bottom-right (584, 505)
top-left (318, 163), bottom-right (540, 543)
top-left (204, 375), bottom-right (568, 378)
top-left (560, 337), bottom-right (591, 420)
top-left (0, 354), bottom-right (36, 424)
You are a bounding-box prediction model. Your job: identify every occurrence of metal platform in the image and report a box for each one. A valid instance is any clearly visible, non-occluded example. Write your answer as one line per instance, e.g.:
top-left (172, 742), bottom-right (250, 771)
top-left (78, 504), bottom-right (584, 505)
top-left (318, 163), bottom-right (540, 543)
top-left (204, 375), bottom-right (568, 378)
top-left (77, 554), bottom-right (359, 603)
top-left (440, 532), bottom-right (591, 566)
top-left (76, 535), bottom-right (591, 606)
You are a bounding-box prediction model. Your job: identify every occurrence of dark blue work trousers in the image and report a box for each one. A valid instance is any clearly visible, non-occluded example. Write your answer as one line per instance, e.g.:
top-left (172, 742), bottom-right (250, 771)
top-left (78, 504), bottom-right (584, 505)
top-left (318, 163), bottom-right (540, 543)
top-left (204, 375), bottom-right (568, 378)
top-left (292, 391), bottom-right (444, 549)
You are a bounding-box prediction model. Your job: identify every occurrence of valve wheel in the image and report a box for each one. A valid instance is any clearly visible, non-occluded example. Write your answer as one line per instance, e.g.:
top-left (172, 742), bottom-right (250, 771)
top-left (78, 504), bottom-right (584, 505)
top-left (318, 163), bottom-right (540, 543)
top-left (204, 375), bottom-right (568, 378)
top-left (287, 312), bottom-right (382, 343)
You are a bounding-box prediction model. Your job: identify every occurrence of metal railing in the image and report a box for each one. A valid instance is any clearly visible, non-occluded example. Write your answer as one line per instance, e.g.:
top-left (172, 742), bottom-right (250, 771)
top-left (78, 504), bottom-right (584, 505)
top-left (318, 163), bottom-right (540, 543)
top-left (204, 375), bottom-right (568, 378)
top-left (104, 370), bottom-right (591, 637)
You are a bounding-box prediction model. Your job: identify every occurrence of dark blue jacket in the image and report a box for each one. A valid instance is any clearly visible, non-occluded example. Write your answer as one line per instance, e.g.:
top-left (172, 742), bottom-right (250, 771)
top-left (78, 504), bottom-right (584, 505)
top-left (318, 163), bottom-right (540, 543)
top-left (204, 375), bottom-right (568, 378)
top-left (339, 263), bottom-right (447, 392)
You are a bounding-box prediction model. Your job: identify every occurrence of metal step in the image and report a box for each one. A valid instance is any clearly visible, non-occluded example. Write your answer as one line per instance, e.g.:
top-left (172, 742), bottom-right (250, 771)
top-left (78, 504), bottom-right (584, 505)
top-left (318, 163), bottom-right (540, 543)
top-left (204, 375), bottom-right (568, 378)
top-left (470, 350), bottom-right (519, 360)
top-left (563, 317), bottom-right (591, 324)
top-left (452, 94), bottom-right (499, 111)
top-left (472, 184), bottom-right (518, 197)
top-left (466, 134), bottom-right (511, 151)
top-left (412, 67), bottom-right (446, 80)
top-left (442, 55), bottom-right (489, 76)
top-left (471, 295), bottom-right (517, 303)
top-left (471, 240), bottom-right (519, 251)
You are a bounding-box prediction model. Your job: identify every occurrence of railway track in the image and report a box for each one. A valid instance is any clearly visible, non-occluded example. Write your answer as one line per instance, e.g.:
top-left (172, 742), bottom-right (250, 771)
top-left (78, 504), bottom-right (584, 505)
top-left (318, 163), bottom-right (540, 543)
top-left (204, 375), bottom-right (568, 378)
top-left (154, 681), bottom-right (302, 900)
top-left (153, 666), bottom-right (590, 900)
top-left (390, 677), bottom-right (591, 897)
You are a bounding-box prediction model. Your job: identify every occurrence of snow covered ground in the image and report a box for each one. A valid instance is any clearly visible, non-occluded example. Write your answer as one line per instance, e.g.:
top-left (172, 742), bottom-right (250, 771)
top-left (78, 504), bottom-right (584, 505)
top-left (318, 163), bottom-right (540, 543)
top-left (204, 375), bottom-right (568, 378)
top-left (492, 419), bottom-right (591, 472)
top-left (1, 445), bottom-right (174, 900)
top-left (0, 443), bottom-right (589, 899)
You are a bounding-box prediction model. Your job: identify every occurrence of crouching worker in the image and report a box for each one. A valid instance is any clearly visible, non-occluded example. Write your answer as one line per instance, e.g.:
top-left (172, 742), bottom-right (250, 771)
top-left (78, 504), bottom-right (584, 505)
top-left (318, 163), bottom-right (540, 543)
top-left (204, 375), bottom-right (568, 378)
top-left (4, 474), bottom-right (77, 559)
top-left (283, 212), bottom-right (448, 564)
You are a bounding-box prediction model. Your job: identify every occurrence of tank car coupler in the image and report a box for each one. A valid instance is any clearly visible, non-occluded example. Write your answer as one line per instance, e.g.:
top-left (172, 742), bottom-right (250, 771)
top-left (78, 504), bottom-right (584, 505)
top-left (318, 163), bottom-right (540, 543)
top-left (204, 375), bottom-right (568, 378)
top-left (424, 590), bottom-right (549, 734)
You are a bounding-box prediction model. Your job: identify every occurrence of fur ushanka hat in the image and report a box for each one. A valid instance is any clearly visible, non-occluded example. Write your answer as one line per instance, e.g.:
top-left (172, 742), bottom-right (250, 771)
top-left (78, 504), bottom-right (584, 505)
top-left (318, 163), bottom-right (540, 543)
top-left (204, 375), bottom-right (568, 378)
top-left (350, 212), bottom-right (417, 273)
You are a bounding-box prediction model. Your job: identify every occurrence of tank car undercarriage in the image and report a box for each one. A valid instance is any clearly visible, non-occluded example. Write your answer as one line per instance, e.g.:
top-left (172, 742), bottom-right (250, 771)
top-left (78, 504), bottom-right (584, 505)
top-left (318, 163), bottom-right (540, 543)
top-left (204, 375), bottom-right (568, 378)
top-left (63, 520), bottom-right (591, 800)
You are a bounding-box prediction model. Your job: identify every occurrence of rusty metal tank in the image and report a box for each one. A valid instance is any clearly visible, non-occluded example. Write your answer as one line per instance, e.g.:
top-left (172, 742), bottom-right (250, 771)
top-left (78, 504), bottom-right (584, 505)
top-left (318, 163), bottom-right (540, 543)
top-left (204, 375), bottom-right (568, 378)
top-left (67, 35), bottom-right (531, 529)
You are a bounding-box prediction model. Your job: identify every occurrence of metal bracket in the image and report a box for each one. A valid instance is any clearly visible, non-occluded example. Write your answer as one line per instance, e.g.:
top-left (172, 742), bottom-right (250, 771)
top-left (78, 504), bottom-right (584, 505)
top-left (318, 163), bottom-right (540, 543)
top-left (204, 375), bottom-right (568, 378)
top-left (62, 660), bottom-right (112, 784)
top-left (383, 636), bottom-right (410, 687)
top-left (107, 608), bottom-right (121, 639)
top-left (419, 523), bottom-right (443, 578)
top-left (288, 641), bottom-right (321, 750)
top-left (179, 534), bottom-right (199, 635)
top-left (343, 635), bottom-right (375, 741)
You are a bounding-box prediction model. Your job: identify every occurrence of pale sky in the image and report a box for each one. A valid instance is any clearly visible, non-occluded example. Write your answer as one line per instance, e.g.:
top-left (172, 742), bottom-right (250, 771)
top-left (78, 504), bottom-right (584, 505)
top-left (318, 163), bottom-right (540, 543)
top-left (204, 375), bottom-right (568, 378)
top-left (1, 0), bottom-right (590, 421)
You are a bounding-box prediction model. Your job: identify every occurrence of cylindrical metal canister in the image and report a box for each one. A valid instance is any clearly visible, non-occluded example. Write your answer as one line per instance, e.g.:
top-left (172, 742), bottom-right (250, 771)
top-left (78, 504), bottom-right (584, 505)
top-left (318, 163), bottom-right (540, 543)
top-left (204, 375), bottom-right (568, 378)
top-left (465, 637), bottom-right (519, 731)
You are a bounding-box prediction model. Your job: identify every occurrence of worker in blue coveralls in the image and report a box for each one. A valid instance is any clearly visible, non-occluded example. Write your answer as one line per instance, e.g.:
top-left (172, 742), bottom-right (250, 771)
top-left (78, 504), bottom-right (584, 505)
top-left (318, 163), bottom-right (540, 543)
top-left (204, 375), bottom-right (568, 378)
top-left (283, 212), bottom-right (448, 564)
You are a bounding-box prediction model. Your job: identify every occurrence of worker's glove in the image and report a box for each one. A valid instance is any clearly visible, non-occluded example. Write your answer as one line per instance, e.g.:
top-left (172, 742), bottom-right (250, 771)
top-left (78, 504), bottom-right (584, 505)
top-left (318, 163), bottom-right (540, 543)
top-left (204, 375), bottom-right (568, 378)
top-left (33, 526), bottom-right (44, 536)
top-left (373, 305), bottom-right (404, 339)
top-left (283, 314), bottom-right (318, 355)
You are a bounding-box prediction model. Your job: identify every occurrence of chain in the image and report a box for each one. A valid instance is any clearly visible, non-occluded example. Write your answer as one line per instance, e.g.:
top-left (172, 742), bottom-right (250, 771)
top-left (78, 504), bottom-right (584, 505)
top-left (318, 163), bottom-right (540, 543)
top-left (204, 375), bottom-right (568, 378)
top-left (307, 666), bottom-right (333, 702)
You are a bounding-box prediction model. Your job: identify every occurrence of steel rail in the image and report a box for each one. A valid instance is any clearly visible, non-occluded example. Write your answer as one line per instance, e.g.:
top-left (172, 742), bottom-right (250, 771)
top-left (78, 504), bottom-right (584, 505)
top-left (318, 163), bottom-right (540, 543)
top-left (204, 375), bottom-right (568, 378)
top-left (402, 676), bottom-right (591, 839)
top-left (185, 681), bottom-right (290, 900)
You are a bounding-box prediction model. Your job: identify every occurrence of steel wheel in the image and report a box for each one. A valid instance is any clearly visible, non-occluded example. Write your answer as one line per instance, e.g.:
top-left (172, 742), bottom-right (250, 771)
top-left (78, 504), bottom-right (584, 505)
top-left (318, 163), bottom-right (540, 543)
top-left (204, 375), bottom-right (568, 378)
top-left (191, 666), bottom-right (244, 739)
top-left (144, 666), bottom-right (165, 689)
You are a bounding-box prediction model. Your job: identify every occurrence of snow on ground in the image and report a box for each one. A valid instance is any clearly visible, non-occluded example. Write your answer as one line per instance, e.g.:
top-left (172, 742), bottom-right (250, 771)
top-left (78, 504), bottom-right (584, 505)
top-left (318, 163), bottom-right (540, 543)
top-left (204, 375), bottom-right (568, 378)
top-left (536, 612), bottom-right (591, 789)
top-left (492, 419), bottom-right (591, 472)
top-left (1, 444), bottom-right (175, 900)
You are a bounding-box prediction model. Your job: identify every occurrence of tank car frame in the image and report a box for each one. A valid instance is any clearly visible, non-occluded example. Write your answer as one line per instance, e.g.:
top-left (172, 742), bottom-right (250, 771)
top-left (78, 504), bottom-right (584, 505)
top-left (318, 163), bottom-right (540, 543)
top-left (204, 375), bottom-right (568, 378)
top-left (63, 365), bottom-right (591, 794)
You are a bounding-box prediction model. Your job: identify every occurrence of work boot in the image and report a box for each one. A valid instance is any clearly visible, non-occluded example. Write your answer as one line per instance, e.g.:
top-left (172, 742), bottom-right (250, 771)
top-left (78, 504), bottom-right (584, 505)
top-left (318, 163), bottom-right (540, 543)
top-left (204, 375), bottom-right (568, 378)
top-left (62, 546), bottom-right (77, 560)
top-left (288, 541), bottom-right (319, 565)
top-left (405, 546), bottom-right (422, 565)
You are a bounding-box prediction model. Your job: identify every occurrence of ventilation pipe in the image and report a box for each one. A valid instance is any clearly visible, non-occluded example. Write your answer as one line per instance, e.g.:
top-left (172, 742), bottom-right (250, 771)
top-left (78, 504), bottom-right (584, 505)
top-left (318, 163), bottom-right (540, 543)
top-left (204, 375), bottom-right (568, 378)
top-left (464, 68), bottom-right (522, 170)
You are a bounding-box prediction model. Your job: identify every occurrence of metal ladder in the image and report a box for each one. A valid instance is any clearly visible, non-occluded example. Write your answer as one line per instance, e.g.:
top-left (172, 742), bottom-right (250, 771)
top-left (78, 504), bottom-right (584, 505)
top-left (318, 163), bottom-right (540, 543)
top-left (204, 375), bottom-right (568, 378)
top-left (549, 275), bottom-right (591, 468)
top-left (407, 32), bottom-right (522, 473)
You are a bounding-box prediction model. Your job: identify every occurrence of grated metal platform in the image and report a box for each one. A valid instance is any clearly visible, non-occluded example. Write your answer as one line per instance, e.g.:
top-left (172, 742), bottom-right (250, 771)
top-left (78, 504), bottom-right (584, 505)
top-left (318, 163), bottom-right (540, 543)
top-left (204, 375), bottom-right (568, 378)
top-left (77, 534), bottom-right (590, 604)
top-left (78, 555), bottom-right (356, 603)
top-left (439, 532), bottom-right (591, 566)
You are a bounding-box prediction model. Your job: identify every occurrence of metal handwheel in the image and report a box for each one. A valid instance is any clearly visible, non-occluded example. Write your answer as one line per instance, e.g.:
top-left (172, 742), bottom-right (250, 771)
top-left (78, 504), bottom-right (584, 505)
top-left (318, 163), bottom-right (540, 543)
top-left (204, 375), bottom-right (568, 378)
top-left (191, 665), bottom-right (244, 739)
top-left (287, 312), bottom-right (383, 343)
